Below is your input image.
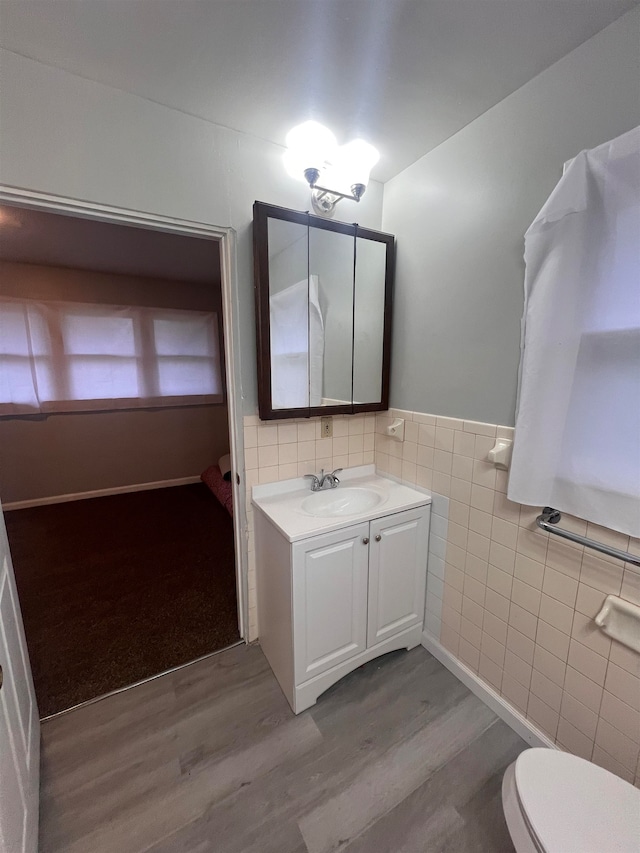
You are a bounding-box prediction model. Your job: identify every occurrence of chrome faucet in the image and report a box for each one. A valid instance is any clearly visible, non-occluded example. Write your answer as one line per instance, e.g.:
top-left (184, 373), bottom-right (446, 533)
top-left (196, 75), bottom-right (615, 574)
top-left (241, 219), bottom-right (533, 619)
top-left (304, 468), bottom-right (343, 491)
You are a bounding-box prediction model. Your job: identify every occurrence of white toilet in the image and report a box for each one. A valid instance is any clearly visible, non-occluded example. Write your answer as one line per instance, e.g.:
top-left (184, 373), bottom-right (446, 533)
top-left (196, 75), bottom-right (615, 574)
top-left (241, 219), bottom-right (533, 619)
top-left (502, 748), bottom-right (640, 852)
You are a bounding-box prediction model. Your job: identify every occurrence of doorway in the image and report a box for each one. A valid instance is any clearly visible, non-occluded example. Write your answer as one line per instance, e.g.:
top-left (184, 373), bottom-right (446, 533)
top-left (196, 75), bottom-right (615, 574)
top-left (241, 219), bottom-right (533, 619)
top-left (0, 193), bottom-right (247, 717)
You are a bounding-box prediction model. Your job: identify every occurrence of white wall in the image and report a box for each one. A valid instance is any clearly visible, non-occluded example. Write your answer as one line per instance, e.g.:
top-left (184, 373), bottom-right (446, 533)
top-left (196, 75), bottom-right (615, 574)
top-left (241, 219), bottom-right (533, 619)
top-left (0, 49), bottom-right (384, 414)
top-left (382, 8), bottom-right (640, 426)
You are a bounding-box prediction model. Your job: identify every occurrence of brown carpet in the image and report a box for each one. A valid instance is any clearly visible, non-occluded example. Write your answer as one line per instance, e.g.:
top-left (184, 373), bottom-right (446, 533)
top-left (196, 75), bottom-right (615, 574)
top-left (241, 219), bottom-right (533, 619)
top-left (6, 483), bottom-right (239, 717)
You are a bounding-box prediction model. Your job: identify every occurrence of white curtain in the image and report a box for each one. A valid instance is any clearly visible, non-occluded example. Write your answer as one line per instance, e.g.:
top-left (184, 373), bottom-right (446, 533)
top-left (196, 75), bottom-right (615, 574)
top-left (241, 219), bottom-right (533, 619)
top-left (270, 275), bottom-right (324, 409)
top-left (508, 127), bottom-right (640, 537)
top-left (0, 297), bottom-right (223, 415)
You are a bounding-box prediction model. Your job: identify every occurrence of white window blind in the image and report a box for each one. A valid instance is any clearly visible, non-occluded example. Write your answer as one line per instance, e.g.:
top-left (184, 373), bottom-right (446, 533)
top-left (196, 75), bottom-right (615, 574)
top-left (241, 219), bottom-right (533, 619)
top-left (0, 298), bottom-right (224, 415)
top-left (508, 127), bottom-right (640, 538)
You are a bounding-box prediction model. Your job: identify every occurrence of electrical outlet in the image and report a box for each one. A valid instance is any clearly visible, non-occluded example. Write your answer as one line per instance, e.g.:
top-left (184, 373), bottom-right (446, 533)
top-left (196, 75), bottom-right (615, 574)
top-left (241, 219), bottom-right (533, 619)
top-left (321, 417), bottom-right (333, 438)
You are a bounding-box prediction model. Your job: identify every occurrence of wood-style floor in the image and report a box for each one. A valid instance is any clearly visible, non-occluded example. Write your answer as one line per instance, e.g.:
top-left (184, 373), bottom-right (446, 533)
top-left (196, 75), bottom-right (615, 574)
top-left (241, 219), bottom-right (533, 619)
top-left (39, 643), bottom-right (526, 853)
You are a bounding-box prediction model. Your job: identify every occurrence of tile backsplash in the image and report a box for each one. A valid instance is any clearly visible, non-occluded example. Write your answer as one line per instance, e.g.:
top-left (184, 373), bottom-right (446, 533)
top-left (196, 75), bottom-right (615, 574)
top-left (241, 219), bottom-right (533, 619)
top-left (243, 407), bottom-right (640, 787)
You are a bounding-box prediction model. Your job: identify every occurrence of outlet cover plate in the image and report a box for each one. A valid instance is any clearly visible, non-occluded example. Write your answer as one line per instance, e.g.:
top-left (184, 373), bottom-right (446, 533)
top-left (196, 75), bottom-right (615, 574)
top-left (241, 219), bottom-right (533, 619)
top-left (321, 417), bottom-right (332, 438)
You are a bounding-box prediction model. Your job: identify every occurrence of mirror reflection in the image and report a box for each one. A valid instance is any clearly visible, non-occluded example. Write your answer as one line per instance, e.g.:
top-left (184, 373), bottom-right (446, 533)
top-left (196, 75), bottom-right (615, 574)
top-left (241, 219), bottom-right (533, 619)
top-left (353, 237), bottom-right (387, 405)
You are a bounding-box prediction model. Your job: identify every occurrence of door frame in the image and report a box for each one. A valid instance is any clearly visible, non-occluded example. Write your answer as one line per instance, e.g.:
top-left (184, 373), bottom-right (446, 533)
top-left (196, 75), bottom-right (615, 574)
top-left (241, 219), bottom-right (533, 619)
top-left (0, 185), bottom-right (249, 641)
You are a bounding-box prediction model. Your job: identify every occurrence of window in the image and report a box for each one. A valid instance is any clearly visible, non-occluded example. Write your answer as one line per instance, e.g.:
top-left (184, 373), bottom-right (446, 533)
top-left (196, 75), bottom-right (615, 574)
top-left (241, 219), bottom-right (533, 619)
top-left (0, 298), bottom-right (224, 415)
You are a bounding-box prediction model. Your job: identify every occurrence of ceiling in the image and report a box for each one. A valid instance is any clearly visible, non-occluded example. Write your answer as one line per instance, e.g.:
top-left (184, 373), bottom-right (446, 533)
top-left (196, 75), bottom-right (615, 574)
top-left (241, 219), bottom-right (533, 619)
top-left (0, 205), bottom-right (220, 284)
top-left (0, 1), bottom-right (636, 182)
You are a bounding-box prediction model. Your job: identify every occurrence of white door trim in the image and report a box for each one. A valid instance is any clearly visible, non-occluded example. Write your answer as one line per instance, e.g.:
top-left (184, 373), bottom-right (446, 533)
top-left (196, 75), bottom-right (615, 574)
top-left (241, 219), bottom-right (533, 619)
top-left (0, 185), bottom-right (249, 640)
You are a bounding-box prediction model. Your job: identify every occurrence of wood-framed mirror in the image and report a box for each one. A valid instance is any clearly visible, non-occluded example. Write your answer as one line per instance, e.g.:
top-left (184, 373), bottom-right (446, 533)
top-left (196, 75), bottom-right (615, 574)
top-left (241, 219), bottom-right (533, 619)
top-left (253, 201), bottom-right (395, 420)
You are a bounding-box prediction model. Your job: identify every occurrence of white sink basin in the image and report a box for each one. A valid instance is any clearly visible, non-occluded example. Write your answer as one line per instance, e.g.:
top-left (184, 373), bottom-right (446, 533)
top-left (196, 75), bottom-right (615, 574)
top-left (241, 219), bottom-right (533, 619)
top-left (301, 487), bottom-right (385, 518)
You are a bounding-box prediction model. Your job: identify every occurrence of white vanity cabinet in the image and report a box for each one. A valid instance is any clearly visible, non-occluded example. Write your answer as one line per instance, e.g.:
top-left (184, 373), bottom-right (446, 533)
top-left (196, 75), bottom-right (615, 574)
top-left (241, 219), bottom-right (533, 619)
top-left (254, 484), bottom-right (430, 714)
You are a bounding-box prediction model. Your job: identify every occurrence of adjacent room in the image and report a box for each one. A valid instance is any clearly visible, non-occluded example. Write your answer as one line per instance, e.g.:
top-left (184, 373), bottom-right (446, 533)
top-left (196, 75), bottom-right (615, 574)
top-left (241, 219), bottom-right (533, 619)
top-left (0, 206), bottom-right (239, 717)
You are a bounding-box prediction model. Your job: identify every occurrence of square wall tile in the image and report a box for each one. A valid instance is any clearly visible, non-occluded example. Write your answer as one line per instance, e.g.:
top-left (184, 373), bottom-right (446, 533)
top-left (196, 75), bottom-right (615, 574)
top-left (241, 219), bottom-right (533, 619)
top-left (502, 673), bottom-right (530, 713)
top-left (504, 649), bottom-right (533, 688)
top-left (489, 540), bottom-right (516, 574)
top-left (507, 626), bottom-right (535, 665)
top-left (487, 564), bottom-right (513, 599)
top-left (571, 611), bottom-right (611, 658)
top-left (575, 582), bottom-right (607, 618)
top-left (480, 632), bottom-right (505, 668)
top-left (531, 669), bottom-right (563, 712)
top-left (527, 694), bottom-right (559, 739)
top-left (599, 692), bottom-right (640, 744)
top-left (539, 594), bottom-right (574, 635)
top-left (595, 719), bottom-right (639, 773)
top-left (517, 528), bottom-right (548, 565)
top-left (257, 425), bottom-right (278, 446)
top-left (484, 588), bottom-right (510, 622)
top-left (435, 427), bottom-right (455, 452)
top-left (440, 623), bottom-right (460, 656)
top-left (493, 492), bottom-right (522, 524)
top-left (591, 746), bottom-right (635, 784)
top-left (580, 552), bottom-right (624, 596)
top-left (483, 610), bottom-right (508, 645)
top-left (533, 645), bottom-right (566, 689)
top-left (453, 430), bottom-right (476, 458)
top-left (560, 692), bottom-right (599, 740)
top-left (469, 508), bottom-right (493, 538)
top-left (542, 567), bottom-right (578, 608)
top-left (461, 616), bottom-right (482, 649)
top-left (462, 595), bottom-right (484, 628)
top-left (567, 639), bottom-right (608, 685)
top-left (556, 718), bottom-right (594, 762)
top-left (511, 578), bottom-right (542, 616)
top-left (536, 619), bottom-right (571, 660)
top-left (468, 530), bottom-right (491, 561)
top-left (458, 640), bottom-right (480, 672)
top-left (470, 484), bottom-right (494, 513)
top-left (509, 603), bottom-right (538, 641)
top-left (546, 538), bottom-right (582, 580)
top-left (449, 500), bottom-right (470, 528)
top-left (605, 663), bottom-right (640, 711)
top-left (564, 666), bottom-right (603, 715)
top-left (450, 477), bottom-right (472, 505)
top-left (514, 554), bottom-right (546, 590)
top-left (479, 654), bottom-right (503, 691)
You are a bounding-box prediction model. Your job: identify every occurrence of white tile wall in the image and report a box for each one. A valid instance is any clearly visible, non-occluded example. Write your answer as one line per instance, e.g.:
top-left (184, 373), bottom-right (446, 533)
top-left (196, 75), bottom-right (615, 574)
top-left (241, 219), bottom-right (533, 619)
top-left (375, 407), bottom-right (640, 788)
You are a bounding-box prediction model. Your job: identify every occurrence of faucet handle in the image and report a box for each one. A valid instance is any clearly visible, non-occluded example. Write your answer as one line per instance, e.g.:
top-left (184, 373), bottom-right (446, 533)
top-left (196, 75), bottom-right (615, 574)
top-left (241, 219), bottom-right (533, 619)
top-left (304, 473), bottom-right (320, 490)
top-left (330, 468), bottom-right (343, 483)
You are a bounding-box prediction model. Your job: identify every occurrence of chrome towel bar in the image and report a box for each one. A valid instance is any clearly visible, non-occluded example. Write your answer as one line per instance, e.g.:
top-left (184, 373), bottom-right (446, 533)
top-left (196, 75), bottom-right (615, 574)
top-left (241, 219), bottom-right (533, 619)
top-left (536, 508), bottom-right (640, 568)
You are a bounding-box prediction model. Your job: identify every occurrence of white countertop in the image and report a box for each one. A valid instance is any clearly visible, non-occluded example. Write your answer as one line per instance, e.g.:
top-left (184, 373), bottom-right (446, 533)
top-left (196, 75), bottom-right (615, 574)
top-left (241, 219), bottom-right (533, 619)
top-left (252, 465), bottom-right (431, 542)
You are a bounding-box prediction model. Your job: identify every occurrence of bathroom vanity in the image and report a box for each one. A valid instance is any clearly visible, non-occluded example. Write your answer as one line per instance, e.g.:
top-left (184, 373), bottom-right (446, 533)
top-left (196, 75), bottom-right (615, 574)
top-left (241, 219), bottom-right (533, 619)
top-left (252, 466), bottom-right (431, 713)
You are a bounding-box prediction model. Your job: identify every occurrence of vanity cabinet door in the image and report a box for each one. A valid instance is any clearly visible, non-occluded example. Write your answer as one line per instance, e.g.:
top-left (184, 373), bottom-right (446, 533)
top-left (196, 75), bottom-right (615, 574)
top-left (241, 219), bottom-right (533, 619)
top-left (367, 507), bottom-right (430, 647)
top-left (292, 522), bottom-right (369, 685)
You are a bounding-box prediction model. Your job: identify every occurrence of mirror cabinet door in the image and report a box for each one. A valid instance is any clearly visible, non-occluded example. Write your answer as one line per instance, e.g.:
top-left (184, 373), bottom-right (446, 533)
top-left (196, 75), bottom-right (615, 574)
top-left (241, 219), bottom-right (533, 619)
top-left (353, 236), bottom-right (388, 407)
top-left (308, 225), bottom-right (355, 408)
top-left (266, 217), bottom-right (310, 411)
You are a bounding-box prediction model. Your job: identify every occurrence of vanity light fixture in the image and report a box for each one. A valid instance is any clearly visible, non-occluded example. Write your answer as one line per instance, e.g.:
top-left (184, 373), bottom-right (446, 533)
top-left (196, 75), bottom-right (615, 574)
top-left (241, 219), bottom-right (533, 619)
top-left (284, 121), bottom-right (380, 216)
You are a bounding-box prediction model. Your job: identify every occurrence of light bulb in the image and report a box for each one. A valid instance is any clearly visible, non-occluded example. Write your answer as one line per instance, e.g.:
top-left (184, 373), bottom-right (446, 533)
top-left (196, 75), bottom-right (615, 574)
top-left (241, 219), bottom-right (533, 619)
top-left (336, 139), bottom-right (380, 189)
top-left (283, 149), bottom-right (310, 184)
top-left (285, 121), bottom-right (337, 175)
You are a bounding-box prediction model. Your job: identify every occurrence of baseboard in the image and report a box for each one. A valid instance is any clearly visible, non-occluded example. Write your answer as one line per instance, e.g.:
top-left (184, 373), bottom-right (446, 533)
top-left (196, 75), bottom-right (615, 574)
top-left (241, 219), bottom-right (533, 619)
top-left (421, 630), bottom-right (557, 750)
top-left (3, 476), bottom-right (202, 511)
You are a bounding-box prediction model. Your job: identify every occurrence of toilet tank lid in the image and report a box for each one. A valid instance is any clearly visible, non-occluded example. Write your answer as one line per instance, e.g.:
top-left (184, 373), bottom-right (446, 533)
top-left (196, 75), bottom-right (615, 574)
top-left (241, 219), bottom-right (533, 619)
top-left (515, 748), bottom-right (640, 853)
